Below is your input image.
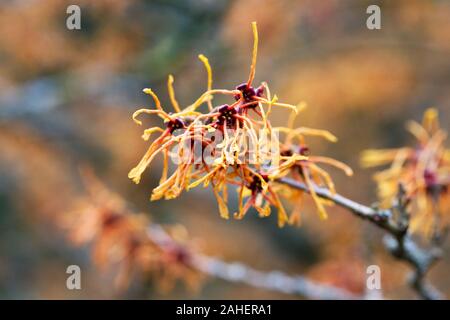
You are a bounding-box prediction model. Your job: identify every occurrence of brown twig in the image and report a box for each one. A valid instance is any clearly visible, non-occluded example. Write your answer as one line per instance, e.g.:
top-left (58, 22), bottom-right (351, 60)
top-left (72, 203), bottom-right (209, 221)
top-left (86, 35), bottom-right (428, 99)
top-left (147, 224), bottom-right (360, 300)
top-left (277, 177), bottom-right (444, 300)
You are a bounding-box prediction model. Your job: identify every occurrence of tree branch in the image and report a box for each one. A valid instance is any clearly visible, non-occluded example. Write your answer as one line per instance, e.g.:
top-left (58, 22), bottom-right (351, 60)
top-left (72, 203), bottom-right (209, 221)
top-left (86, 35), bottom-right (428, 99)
top-left (147, 224), bottom-right (360, 300)
top-left (277, 177), bottom-right (444, 300)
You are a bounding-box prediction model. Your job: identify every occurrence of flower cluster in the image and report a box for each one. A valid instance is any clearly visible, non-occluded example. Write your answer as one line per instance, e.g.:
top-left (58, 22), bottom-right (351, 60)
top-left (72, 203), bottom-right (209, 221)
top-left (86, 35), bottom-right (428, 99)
top-left (129, 22), bottom-right (352, 226)
top-left (65, 170), bottom-right (201, 291)
top-left (361, 108), bottom-right (450, 234)
top-left (275, 118), bottom-right (353, 223)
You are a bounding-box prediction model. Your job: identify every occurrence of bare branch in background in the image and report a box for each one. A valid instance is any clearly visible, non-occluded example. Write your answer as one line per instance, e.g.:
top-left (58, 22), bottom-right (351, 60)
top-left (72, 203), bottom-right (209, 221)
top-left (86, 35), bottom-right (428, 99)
top-left (278, 177), bottom-right (444, 300)
top-left (147, 224), bottom-right (360, 300)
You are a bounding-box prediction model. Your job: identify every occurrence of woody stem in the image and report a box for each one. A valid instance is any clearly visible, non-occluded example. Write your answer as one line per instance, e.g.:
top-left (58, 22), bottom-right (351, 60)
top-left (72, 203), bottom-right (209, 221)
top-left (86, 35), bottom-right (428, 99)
top-left (147, 224), bottom-right (360, 300)
top-left (277, 177), bottom-right (443, 300)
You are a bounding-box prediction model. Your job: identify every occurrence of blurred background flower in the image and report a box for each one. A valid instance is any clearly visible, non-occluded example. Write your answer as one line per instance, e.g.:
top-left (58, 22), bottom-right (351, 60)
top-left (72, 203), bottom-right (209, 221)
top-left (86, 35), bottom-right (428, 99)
top-left (0, 0), bottom-right (449, 299)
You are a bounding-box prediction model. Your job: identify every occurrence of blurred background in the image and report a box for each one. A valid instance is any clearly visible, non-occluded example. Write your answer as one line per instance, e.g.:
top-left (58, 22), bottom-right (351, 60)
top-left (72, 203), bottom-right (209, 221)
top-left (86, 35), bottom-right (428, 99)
top-left (1, 0), bottom-right (450, 299)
